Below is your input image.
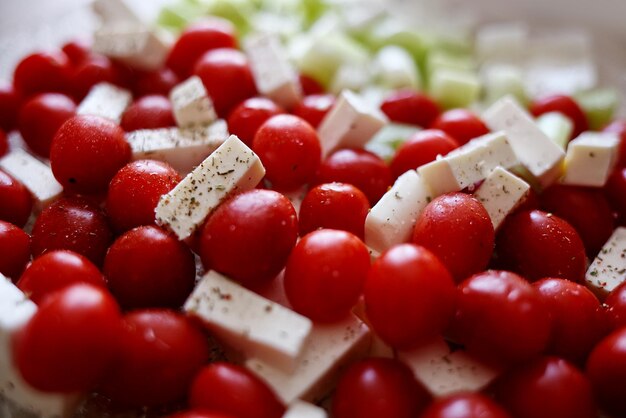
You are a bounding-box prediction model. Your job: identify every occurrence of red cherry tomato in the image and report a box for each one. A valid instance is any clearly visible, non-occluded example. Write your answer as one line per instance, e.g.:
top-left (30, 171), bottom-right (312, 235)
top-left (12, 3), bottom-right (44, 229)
top-left (13, 51), bottom-right (70, 97)
top-left (420, 393), bottom-right (512, 418)
top-left (451, 270), bottom-right (551, 365)
top-left (18, 93), bottom-right (76, 158)
top-left (189, 362), bottom-right (285, 418)
top-left (604, 120), bottom-right (626, 167)
top-left (316, 148), bottom-right (392, 205)
top-left (99, 309), bottom-right (210, 408)
top-left (0, 130), bottom-right (6, 157)
top-left (298, 182), bottom-right (370, 239)
top-left (106, 160), bottom-right (181, 232)
top-left (496, 210), bottom-right (587, 283)
top-left (605, 167), bottom-right (626, 224)
top-left (587, 327), bottom-right (626, 416)
top-left (0, 82), bottom-right (22, 132)
top-left (412, 193), bottom-right (494, 282)
top-left (227, 97), bottom-right (285, 146)
top-left (61, 38), bottom-right (92, 66)
top-left (69, 54), bottom-right (120, 100)
top-left (169, 411), bottom-right (236, 418)
top-left (0, 220), bottom-right (30, 280)
top-left (292, 94), bottom-right (335, 129)
top-left (13, 284), bottom-right (122, 392)
top-left (530, 94), bottom-right (588, 139)
top-left (381, 90), bottom-right (441, 128)
top-left (135, 67), bottom-right (180, 97)
top-left (200, 189), bottom-right (298, 287)
top-left (390, 129), bottom-right (459, 179)
top-left (120, 95), bottom-right (176, 132)
top-left (605, 282), bottom-right (626, 330)
top-left (0, 170), bottom-right (33, 228)
top-left (50, 115), bottom-right (131, 194)
top-left (333, 358), bottom-right (430, 418)
top-left (298, 74), bottom-right (325, 95)
top-left (364, 244), bottom-right (456, 349)
top-left (430, 109), bottom-right (490, 145)
top-left (104, 226), bottom-right (196, 310)
top-left (253, 114), bottom-right (321, 191)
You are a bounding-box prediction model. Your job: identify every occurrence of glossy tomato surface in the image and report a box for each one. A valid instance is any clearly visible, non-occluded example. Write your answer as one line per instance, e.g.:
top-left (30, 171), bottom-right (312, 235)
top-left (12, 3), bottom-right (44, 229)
top-left (0, 220), bottom-right (30, 280)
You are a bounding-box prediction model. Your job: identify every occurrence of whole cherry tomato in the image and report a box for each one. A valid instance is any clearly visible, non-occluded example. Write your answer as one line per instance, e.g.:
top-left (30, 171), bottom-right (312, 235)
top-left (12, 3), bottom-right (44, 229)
top-left (586, 327), bottom-right (626, 416)
top-left (134, 67), bottom-right (180, 97)
top-left (0, 170), bottom-right (33, 228)
top-left (381, 90), bottom-right (441, 128)
top-left (390, 129), bottom-right (459, 179)
top-left (430, 109), bottom-right (489, 145)
top-left (13, 51), bottom-right (71, 96)
top-left (0, 220), bottom-right (30, 280)
top-left (120, 95), bottom-right (176, 132)
top-left (227, 97), bottom-right (284, 146)
top-left (292, 94), bottom-right (335, 129)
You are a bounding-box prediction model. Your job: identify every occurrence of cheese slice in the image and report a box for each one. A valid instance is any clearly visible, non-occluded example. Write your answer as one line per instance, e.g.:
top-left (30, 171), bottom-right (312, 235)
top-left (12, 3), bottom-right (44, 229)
top-left (93, 24), bottom-right (169, 71)
top-left (169, 76), bottom-right (217, 128)
top-left (282, 401), bottom-right (328, 418)
top-left (586, 227), bottom-right (626, 299)
top-left (76, 82), bottom-right (132, 124)
top-left (561, 131), bottom-right (620, 187)
top-left (474, 167), bottom-right (530, 230)
top-left (184, 270), bottom-right (312, 372)
top-left (155, 134), bottom-right (265, 240)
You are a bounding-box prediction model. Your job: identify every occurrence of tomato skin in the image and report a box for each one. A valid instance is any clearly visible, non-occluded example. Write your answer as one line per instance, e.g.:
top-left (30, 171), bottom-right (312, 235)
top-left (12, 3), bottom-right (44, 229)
top-left (168, 411), bottom-right (236, 418)
top-left (605, 282), bottom-right (626, 330)
top-left (69, 55), bottom-right (120, 100)
top-left (333, 358), bottom-right (430, 418)
top-left (390, 129), bottom-right (459, 179)
top-left (200, 189), bottom-right (298, 287)
top-left (298, 74), bottom-right (325, 95)
top-left (0, 130), bottom-right (6, 157)
top-left (0, 170), bottom-right (33, 228)
top-left (530, 94), bottom-right (588, 139)
top-left (227, 97), bottom-right (285, 146)
top-left (135, 68), bottom-right (180, 97)
top-left (120, 95), bottom-right (176, 132)
top-left (605, 167), bottom-right (626, 224)
top-left (13, 51), bottom-right (70, 97)
top-left (413, 193), bottom-right (495, 283)
top-left (61, 38), bottom-right (92, 66)
top-left (381, 90), bottom-right (441, 128)
top-left (430, 109), bottom-right (489, 146)
top-left (13, 284), bottom-right (123, 392)
top-left (292, 94), bottom-right (335, 129)
top-left (0, 220), bottom-right (30, 280)
top-left (586, 327), bottom-right (626, 416)
top-left (0, 82), bottom-right (22, 132)
top-left (189, 362), bottom-right (285, 418)
top-left (604, 120), bottom-right (626, 167)
top-left (364, 244), bottom-right (456, 349)
top-left (419, 393), bottom-right (512, 418)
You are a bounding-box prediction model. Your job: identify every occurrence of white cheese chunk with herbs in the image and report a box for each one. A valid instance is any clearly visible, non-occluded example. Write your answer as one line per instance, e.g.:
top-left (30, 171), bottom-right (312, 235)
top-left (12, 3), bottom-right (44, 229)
top-left (170, 76), bottom-right (217, 128)
top-left (561, 131), bottom-right (619, 187)
top-left (127, 120), bottom-right (229, 175)
top-left (474, 167), bottom-right (530, 230)
top-left (246, 314), bottom-right (371, 404)
top-left (585, 227), bottom-right (626, 298)
top-left (76, 82), bottom-right (132, 124)
top-left (483, 96), bottom-right (565, 187)
top-left (282, 401), bottom-right (328, 418)
top-left (373, 45), bottom-right (419, 90)
top-left (0, 149), bottom-right (62, 211)
top-left (365, 170), bottom-right (432, 253)
top-left (93, 24), bottom-right (169, 71)
top-left (318, 90), bottom-right (388, 156)
top-left (536, 111), bottom-right (574, 150)
top-left (155, 135), bottom-right (265, 240)
top-left (184, 270), bottom-right (312, 372)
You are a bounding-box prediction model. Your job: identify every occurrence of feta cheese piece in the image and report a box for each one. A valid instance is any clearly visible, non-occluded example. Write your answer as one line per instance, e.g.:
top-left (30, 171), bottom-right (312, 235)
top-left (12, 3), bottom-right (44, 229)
top-left (246, 314), bottom-right (371, 404)
top-left (586, 227), bottom-right (626, 298)
top-left (244, 33), bottom-right (302, 109)
top-left (373, 45), bottom-right (420, 90)
top-left (127, 120), bottom-right (229, 175)
top-left (365, 170), bottom-right (432, 253)
top-left (76, 82), bottom-right (132, 124)
top-left (561, 131), bottom-right (620, 187)
top-left (474, 167), bottom-right (530, 230)
top-left (93, 24), bottom-right (169, 71)
top-left (282, 401), bottom-right (327, 418)
top-left (318, 90), bottom-right (388, 156)
top-left (483, 96), bottom-right (565, 187)
top-left (170, 76), bottom-right (217, 128)
top-left (0, 149), bottom-right (63, 211)
top-left (155, 135), bottom-right (265, 240)
top-left (184, 271), bottom-right (312, 372)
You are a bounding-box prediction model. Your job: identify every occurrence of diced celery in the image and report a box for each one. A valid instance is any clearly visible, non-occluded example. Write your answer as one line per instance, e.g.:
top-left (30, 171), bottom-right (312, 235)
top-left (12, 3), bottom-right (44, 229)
top-left (574, 88), bottom-right (619, 130)
top-left (250, 11), bottom-right (304, 39)
top-left (366, 17), bottom-right (425, 62)
top-left (365, 123), bottom-right (420, 162)
top-left (373, 45), bottom-right (421, 90)
top-left (482, 64), bottom-right (528, 106)
top-left (536, 112), bottom-right (573, 150)
top-left (427, 50), bottom-right (475, 76)
top-left (204, 0), bottom-right (255, 36)
top-left (429, 69), bottom-right (481, 109)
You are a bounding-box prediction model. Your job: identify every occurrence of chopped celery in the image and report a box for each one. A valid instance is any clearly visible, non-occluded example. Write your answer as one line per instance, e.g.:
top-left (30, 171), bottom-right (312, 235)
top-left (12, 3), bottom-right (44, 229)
top-left (365, 123), bottom-right (420, 162)
top-left (482, 64), bottom-right (528, 106)
top-left (427, 50), bottom-right (475, 76)
top-left (366, 17), bottom-right (425, 62)
top-left (536, 112), bottom-right (573, 150)
top-left (157, 3), bottom-right (201, 30)
top-left (574, 88), bottom-right (619, 130)
top-left (373, 45), bottom-right (421, 90)
top-left (203, 0), bottom-right (255, 36)
top-left (430, 69), bottom-right (481, 109)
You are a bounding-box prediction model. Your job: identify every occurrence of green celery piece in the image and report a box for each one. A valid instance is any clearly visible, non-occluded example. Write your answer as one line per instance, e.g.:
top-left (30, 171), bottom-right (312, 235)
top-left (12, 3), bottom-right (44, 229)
top-left (482, 65), bottom-right (528, 106)
top-left (574, 88), bottom-right (619, 130)
top-left (427, 50), bottom-right (475, 76)
top-left (365, 123), bottom-right (420, 162)
top-left (429, 68), bottom-right (481, 109)
top-left (204, 0), bottom-right (255, 36)
top-left (536, 112), bottom-right (573, 150)
top-left (366, 17), bottom-right (425, 62)
top-left (157, 3), bottom-right (201, 30)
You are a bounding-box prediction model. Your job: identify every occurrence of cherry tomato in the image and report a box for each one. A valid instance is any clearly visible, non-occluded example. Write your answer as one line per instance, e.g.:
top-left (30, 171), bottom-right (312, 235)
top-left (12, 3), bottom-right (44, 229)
top-left (605, 282), bottom-right (626, 330)
top-left (200, 189), bottom-right (298, 287)
top-left (99, 309), bottom-right (210, 408)
top-left (451, 270), bottom-right (551, 365)
top-left (381, 90), bottom-right (441, 128)
top-left (61, 38), bottom-right (92, 66)
top-left (13, 284), bottom-right (122, 392)
top-left (292, 94), bottom-right (335, 129)
top-left (335, 358), bottom-right (430, 418)
top-left (18, 93), bottom-right (76, 158)
top-left (253, 114), bottom-right (321, 190)
top-left (0, 82), bottom-right (21, 132)
top-left (189, 362), bottom-right (285, 418)
top-left (413, 193), bottom-right (494, 282)
top-left (169, 411), bottom-right (236, 418)
top-left (0, 169), bottom-right (33, 228)
top-left (0, 220), bottom-right (30, 280)
top-left (106, 160), bottom-right (181, 232)
top-left (605, 167), bottom-right (626, 224)
top-left (299, 74), bottom-right (325, 95)
top-left (0, 130), bottom-right (6, 157)
top-left (13, 51), bottom-right (70, 96)
top-left (134, 67), bottom-right (180, 97)
top-left (604, 120), bottom-right (626, 167)
top-left (69, 54), bottom-right (120, 100)
top-left (50, 115), bottom-right (131, 194)
top-left (298, 182), bottom-right (370, 239)
top-left (364, 244), bottom-right (456, 349)
top-left (587, 327), bottom-right (626, 416)
top-left (316, 148), bottom-right (392, 205)
top-left (120, 95), bottom-right (176, 132)
top-left (420, 393), bottom-right (512, 418)
top-left (227, 97), bottom-right (285, 146)
top-left (530, 94), bottom-right (588, 139)
top-left (496, 210), bottom-right (587, 283)
top-left (430, 109), bottom-right (490, 145)
top-left (390, 129), bottom-right (459, 179)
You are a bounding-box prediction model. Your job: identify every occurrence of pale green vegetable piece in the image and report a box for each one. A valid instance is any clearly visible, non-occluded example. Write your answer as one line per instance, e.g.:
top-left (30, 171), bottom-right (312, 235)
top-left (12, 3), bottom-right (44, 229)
top-left (365, 123), bottom-right (420, 162)
top-left (574, 88), bottom-right (619, 130)
top-left (536, 111), bottom-right (573, 150)
top-left (429, 69), bottom-right (481, 109)
top-left (482, 64), bottom-right (528, 106)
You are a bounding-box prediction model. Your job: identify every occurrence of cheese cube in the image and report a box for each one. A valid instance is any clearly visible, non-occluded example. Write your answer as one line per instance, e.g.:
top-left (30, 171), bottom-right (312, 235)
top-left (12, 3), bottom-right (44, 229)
top-left (373, 45), bottom-right (420, 90)
top-left (365, 170), bottom-right (433, 253)
top-left (586, 227), bottom-right (626, 298)
top-left (246, 314), bottom-right (371, 404)
top-left (76, 82), bottom-right (132, 124)
top-left (93, 24), bottom-right (169, 71)
top-left (483, 97), bottom-right (565, 187)
top-left (282, 401), bottom-right (328, 418)
top-left (561, 132), bottom-right (619, 187)
top-left (170, 76), bottom-right (217, 128)
top-left (184, 271), bottom-right (312, 372)
top-left (0, 149), bottom-right (63, 211)
top-left (155, 135), bottom-right (265, 240)
top-left (244, 33), bottom-right (302, 109)
top-left (318, 90), bottom-right (388, 156)
top-left (474, 167), bottom-right (530, 230)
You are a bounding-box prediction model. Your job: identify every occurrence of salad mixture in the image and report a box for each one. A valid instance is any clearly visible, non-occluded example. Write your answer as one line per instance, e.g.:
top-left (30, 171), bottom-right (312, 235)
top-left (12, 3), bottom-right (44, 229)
top-left (1, 0), bottom-right (626, 417)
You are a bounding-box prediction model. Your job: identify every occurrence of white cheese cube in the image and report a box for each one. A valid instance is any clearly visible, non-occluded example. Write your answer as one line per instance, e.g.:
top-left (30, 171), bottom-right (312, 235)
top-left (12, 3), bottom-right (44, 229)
top-left (474, 167), bottom-right (530, 230)
top-left (483, 96), bottom-right (565, 187)
top-left (184, 271), bottom-right (312, 372)
top-left (561, 131), bottom-right (619, 187)
top-left (155, 135), bottom-right (265, 240)
top-left (373, 45), bottom-right (420, 90)
top-left (246, 314), bottom-right (371, 404)
top-left (318, 90), bottom-right (388, 156)
top-left (76, 82), bottom-right (132, 124)
top-left (536, 111), bottom-right (574, 150)
top-left (364, 170), bottom-right (433, 253)
top-left (127, 120), bottom-right (229, 175)
top-left (170, 76), bottom-right (217, 128)
top-left (93, 24), bottom-right (169, 71)
top-left (244, 33), bottom-right (302, 109)
top-left (586, 227), bottom-right (626, 298)
top-left (282, 401), bottom-right (328, 418)
top-left (0, 149), bottom-right (63, 211)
